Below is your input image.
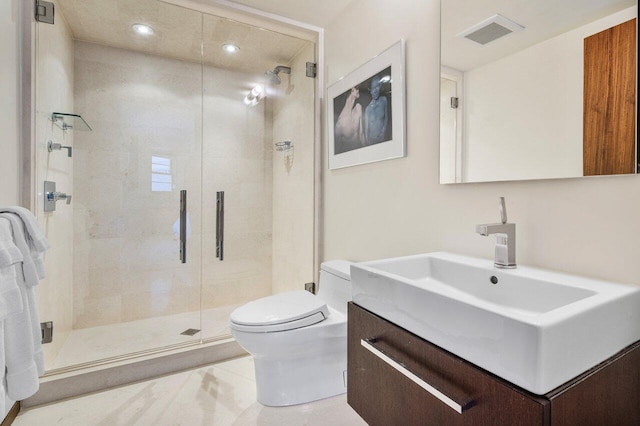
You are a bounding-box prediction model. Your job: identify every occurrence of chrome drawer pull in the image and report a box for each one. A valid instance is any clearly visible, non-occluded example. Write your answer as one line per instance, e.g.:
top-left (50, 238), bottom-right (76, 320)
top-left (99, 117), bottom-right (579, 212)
top-left (361, 338), bottom-right (472, 414)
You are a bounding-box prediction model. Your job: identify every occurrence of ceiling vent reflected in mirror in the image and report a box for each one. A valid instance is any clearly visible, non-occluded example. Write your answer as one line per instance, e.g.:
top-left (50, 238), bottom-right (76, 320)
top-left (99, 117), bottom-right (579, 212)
top-left (459, 14), bottom-right (524, 45)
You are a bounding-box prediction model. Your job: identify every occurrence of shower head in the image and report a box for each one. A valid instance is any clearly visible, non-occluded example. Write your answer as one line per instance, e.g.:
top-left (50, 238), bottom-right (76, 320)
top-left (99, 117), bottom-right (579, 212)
top-left (265, 70), bottom-right (281, 85)
top-left (265, 65), bottom-right (291, 85)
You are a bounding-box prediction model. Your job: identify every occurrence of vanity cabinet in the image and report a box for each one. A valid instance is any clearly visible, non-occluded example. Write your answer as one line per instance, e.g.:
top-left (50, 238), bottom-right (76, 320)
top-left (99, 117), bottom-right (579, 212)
top-left (347, 303), bottom-right (640, 426)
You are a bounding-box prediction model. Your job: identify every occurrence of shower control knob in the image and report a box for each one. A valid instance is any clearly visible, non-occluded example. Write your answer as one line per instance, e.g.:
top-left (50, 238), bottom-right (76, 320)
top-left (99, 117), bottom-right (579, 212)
top-left (47, 140), bottom-right (73, 157)
top-left (47, 191), bottom-right (72, 205)
top-left (44, 182), bottom-right (72, 212)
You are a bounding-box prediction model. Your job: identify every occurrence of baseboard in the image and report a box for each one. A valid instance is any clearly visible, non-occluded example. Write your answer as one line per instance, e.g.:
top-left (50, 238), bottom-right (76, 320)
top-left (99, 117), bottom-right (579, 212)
top-left (22, 339), bottom-right (246, 408)
top-left (0, 402), bottom-right (20, 426)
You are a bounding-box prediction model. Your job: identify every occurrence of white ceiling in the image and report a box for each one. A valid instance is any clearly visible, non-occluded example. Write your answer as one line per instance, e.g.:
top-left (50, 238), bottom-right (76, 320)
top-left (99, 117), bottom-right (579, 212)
top-left (57, 0), bottom-right (311, 76)
top-left (57, 0), bottom-right (636, 76)
top-left (226, 0), bottom-right (357, 27)
top-left (442, 0), bottom-right (636, 71)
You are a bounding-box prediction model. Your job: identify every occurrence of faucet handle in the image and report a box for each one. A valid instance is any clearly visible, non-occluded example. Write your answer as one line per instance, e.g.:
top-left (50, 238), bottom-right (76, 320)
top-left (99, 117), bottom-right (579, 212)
top-left (49, 191), bottom-right (72, 205)
top-left (499, 197), bottom-right (507, 224)
top-left (47, 140), bottom-right (73, 157)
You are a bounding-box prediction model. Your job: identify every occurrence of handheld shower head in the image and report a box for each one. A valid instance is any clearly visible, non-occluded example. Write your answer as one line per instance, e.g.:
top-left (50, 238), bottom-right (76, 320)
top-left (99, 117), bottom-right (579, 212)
top-left (265, 65), bottom-right (291, 85)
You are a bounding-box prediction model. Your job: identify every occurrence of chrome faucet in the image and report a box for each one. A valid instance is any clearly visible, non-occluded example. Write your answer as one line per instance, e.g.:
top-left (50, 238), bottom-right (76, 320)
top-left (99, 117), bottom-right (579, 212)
top-left (476, 197), bottom-right (516, 269)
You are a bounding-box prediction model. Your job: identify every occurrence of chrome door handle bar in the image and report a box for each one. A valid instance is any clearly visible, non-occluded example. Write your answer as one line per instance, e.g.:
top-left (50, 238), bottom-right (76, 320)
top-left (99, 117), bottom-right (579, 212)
top-left (216, 191), bottom-right (224, 261)
top-left (179, 190), bottom-right (187, 263)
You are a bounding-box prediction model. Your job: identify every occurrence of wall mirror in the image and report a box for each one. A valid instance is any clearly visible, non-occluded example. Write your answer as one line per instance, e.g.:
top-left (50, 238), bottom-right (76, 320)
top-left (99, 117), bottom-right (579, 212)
top-left (440, 0), bottom-right (638, 184)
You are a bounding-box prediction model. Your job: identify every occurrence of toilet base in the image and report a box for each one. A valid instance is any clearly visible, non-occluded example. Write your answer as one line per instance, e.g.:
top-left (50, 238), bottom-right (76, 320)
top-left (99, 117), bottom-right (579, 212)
top-left (253, 354), bottom-right (347, 406)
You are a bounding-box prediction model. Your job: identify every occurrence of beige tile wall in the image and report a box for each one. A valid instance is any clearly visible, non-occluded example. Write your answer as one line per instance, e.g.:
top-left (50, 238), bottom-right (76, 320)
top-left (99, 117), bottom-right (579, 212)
top-left (271, 43), bottom-right (316, 294)
top-left (200, 66), bottom-right (274, 311)
top-left (72, 41), bottom-right (273, 329)
top-left (72, 41), bottom-right (204, 329)
top-left (34, 1), bottom-right (76, 368)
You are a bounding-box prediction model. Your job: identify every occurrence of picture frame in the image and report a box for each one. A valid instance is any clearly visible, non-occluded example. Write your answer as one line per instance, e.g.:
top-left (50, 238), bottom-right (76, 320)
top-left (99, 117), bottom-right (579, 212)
top-left (327, 40), bottom-right (406, 170)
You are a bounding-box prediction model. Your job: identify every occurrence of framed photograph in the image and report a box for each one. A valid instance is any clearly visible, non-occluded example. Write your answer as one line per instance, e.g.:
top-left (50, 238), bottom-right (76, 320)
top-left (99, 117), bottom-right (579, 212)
top-left (327, 40), bottom-right (406, 170)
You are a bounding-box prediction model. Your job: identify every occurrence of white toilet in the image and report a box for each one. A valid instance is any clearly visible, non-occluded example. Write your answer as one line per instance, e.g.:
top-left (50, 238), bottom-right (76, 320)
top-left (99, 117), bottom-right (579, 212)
top-left (229, 260), bottom-right (352, 407)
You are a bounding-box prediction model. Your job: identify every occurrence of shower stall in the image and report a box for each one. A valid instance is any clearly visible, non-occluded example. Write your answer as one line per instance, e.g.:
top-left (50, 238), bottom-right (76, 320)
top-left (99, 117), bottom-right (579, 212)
top-left (33, 0), bottom-right (317, 373)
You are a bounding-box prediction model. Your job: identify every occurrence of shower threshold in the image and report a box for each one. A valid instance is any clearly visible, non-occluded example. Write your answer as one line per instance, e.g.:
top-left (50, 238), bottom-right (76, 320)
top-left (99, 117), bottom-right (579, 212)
top-left (48, 304), bottom-right (239, 372)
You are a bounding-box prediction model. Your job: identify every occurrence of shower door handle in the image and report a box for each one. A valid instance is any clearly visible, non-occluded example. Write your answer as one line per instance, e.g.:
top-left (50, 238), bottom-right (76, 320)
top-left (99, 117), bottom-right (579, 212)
top-left (179, 190), bottom-right (187, 264)
top-left (216, 191), bottom-right (224, 261)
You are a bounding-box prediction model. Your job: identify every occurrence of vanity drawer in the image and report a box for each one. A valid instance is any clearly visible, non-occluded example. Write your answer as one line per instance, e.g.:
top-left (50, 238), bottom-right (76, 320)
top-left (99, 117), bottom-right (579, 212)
top-left (347, 303), bottom-right (549, 426)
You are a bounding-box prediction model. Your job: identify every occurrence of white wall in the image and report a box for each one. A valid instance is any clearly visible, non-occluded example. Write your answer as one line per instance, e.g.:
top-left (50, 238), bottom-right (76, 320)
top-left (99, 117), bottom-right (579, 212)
top-left (0, 0), bottom-right (21, 207)
top-left (463, 7), bottom-right (636, 182)
top-left (323, 0), bottom-right (640, 286)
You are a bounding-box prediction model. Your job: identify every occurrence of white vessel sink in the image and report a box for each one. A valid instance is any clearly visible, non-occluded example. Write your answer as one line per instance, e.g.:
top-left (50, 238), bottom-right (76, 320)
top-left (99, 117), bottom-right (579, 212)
top-left (351, 252), bottom-right (640, 395)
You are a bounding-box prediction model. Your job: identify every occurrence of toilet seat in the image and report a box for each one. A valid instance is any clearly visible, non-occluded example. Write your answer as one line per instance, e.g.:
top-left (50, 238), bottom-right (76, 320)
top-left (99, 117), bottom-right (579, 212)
top-left (230, 290), bottom-right (330, 333)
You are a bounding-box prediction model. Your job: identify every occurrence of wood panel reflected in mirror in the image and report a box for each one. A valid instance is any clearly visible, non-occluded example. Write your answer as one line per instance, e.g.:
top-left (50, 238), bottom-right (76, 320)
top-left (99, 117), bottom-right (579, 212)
top-left (584, 18), bottom-right (637, 176)
top-left (440, 0), bottom-right (638, 184)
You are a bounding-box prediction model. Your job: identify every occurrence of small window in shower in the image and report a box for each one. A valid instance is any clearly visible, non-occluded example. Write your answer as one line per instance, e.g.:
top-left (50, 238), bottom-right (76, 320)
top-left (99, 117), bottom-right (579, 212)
top-left (151, 156), bottom-right (172, 192)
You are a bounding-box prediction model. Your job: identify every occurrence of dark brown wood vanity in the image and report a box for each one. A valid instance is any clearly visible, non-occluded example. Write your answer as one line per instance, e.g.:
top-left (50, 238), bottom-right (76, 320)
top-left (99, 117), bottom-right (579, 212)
top-left (347, 303), bottom-right (640, 425)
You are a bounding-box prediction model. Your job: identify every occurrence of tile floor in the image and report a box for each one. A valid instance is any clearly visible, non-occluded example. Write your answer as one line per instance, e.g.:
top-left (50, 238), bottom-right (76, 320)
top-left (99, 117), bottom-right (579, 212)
top-left (15, 356), bottom-right (367, 425)
top-left (51, 305), bottom-right (239, 370)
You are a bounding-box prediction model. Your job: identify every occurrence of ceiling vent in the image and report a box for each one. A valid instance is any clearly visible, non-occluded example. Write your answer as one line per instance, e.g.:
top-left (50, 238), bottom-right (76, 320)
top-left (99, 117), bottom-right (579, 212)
top-left (458, 14), bottom-right (524, 45)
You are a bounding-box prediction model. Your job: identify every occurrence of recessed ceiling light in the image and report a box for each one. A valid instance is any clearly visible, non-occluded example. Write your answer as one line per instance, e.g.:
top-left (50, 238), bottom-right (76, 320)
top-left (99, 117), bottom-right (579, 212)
top-left (132, 24), bottom-right (154, 35)
top-left (222, 44), bottom-right (240, 53)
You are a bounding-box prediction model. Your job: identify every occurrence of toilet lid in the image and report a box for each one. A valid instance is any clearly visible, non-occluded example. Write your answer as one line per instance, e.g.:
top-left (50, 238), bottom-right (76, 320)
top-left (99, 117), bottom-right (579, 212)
top-left (230, 290), bottom-right (330, 332)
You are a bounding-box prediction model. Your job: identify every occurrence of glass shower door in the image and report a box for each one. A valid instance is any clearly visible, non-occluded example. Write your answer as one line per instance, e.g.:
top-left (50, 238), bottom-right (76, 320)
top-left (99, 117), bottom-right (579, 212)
top-left (199, 14), bottom-right (317, 340)
top-left (36, 0), bottom-right (206, 371)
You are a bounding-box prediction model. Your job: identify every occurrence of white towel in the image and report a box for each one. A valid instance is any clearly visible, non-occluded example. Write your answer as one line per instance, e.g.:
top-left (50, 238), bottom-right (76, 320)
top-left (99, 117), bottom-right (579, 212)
top-left (0, 207), bottom-right (49, 280)
top-left (2, 281), bottom-right (40, 400)
top-left (0, 236), bottom-right (22, 270)
top-left (0, 215), bottom-right (41, 290)
top-left (0, 213), bottom-right (46, 400)
top-left (0, 218), bottom-right (25, 414)
top-left (0, 207), bottom-right (49, 253)
top-left (0, 218), bottom-right (23, 319)
top-left (1, 214), bottom-right (45, 371)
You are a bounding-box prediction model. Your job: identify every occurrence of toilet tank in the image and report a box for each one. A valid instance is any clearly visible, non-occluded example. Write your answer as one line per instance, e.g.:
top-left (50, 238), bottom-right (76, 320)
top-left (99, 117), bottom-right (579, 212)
top-left (317, 260), bottom-right (352, 314)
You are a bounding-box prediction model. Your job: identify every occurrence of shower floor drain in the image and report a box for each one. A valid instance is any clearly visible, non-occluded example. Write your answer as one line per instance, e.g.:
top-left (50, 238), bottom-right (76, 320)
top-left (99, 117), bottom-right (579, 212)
top-left (180, 328), bottom-right (201, 336)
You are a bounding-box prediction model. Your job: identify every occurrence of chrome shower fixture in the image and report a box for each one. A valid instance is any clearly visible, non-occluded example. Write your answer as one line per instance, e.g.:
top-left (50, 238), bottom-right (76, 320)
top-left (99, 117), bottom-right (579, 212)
top-left (275, 140), bottom-right (293, 152)
top-left (265, 65), bottom-right (291, 85)
top-left (244, 84), bottom-right (265, 106)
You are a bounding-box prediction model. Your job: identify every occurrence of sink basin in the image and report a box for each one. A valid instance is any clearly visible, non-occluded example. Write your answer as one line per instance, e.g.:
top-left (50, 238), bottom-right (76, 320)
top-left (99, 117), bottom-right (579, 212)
top-left (351, 252), bottom-right (640, 395)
